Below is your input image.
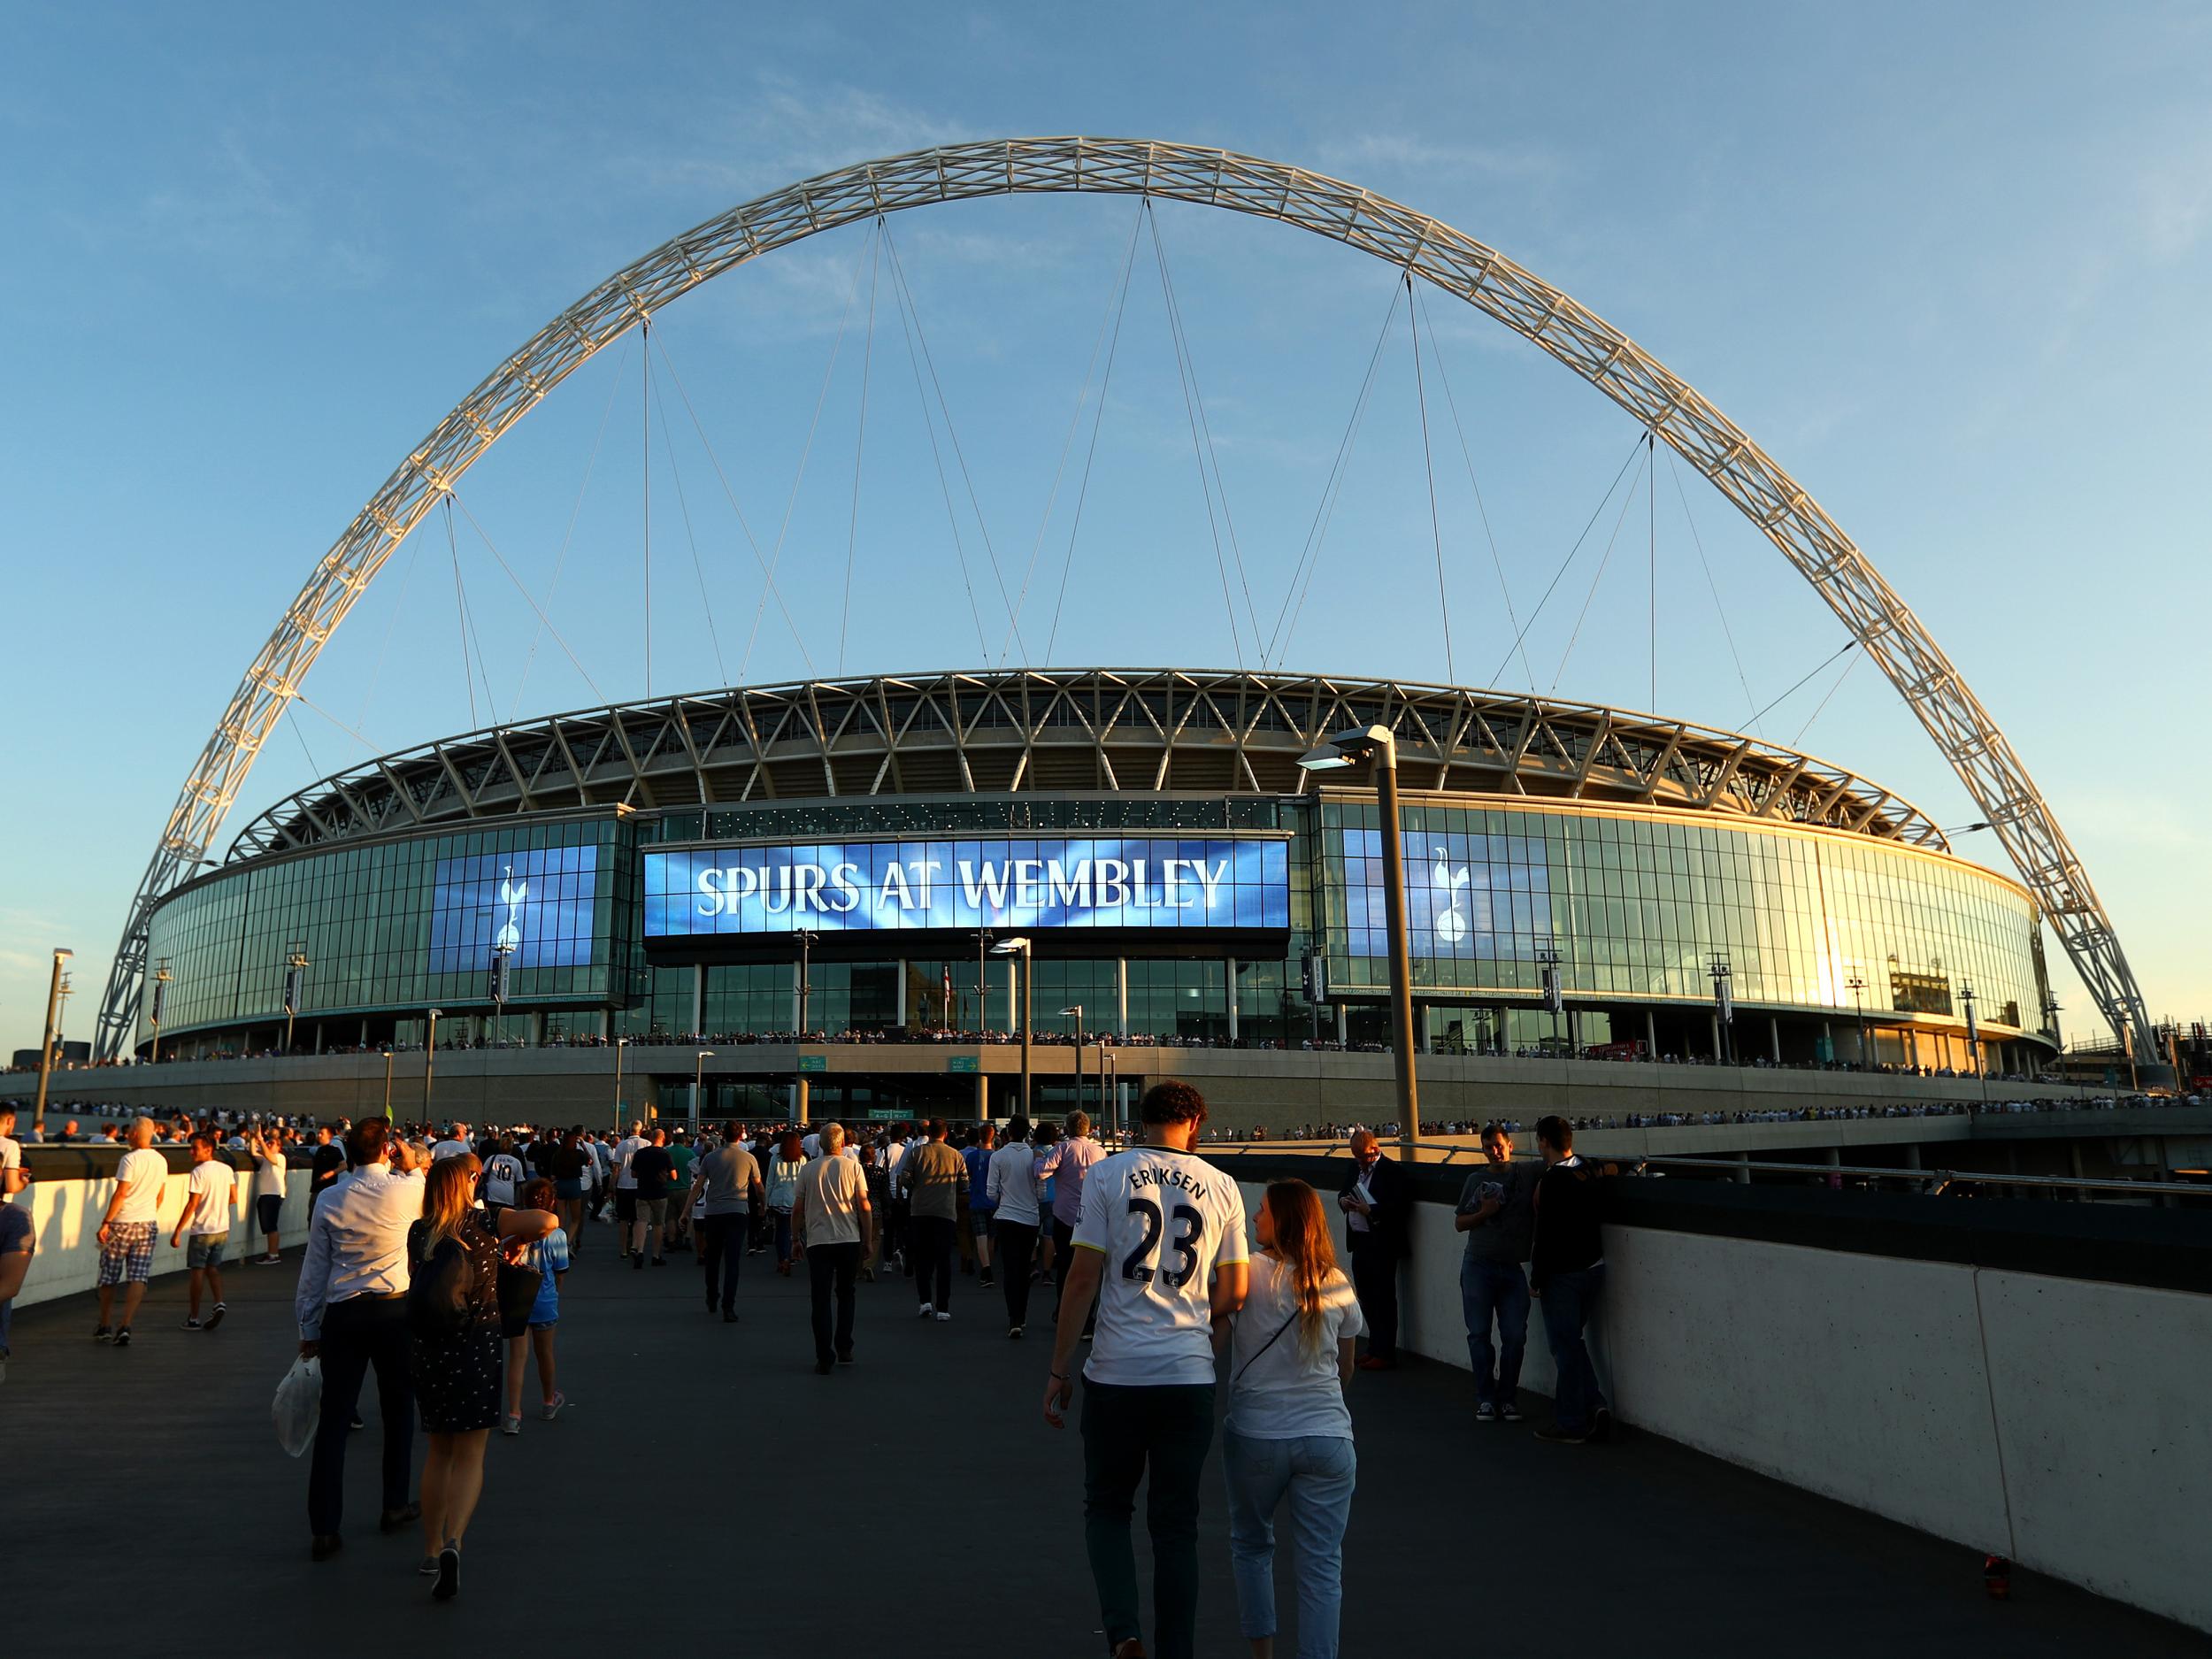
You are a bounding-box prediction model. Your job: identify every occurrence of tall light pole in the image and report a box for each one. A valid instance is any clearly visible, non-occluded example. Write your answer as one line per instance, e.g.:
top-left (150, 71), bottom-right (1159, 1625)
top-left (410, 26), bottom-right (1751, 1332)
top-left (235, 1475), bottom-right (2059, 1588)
top-left (1060, 1004), bottom-right (1085, 1122)
top-left (972, 929), bottom-right (994, 1030)
top-left (694, 1049), bottom-right (714, 1129)
top-left (1299, 726), bottom-right (1420, 1156)
top-left (1534, 937), bottom-right (1564, 1055)
top-left (423, 1007), bottom-right (442, 1122)
top-left (380, 1050), bottom-right (395, 1120)
top-left (31, 947), bottom-right (73, 1138)
top-left (794, 928), bottom-right (817, 1125)
top-left (993, 936), bottom-right (1033, 1120)
top-left (1960, 979), bottom-right (1987, 1105)
top-left (282, 944), bottom-right (310, 1056)
top-left (612, 1035), bottom-right (629, 1133)
top-left (148, 957), bottom-right (173, 1064)
top-left (1847, 972), bottom-right (1870, 1069)
top-left (1709, 956), bottom-right (1734, 1064)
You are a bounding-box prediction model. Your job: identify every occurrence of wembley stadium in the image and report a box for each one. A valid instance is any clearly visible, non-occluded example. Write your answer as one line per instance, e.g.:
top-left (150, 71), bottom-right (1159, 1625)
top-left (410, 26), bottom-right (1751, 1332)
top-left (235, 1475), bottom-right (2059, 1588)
top-left (114, 664), bottom-right (2056, 1125)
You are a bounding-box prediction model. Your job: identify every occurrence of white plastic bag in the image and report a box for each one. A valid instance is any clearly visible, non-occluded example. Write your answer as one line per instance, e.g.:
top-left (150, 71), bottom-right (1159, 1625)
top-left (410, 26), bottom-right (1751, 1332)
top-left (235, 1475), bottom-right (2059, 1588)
top-left (273, 1356), bottom-right (321, 1458)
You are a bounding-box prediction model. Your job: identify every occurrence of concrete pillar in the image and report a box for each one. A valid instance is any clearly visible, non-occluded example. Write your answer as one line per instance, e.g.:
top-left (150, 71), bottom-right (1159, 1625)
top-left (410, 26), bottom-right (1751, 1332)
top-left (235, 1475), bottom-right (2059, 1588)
top-left (794, 1077), bottom-right (810, 1127)
top-left (974, 1073), bottom-right (988, 1123)
top-left (360, 1018), bottom-right (370, 1048)
top-left (1734, 1152), bottom-right (1751, 1185)
top-left (1116, 958), bottom-right (1128, 1037)
top-left (2069, 1142), bottom-right (2085, 1182)
top-left (1904, 1144), bottom-right (1922, 1171)
top-left (692, 964), bottom-right (705, 1037)
top-left (1645, 1008), bottom-right (1657, 1056)
top-left (895, 958), bottom-right (908, 1030)
top-left (1226, 957), bottom-right (1239, 1044)
top-left (1710, 1013), bottom-right (1723, 1061)
top-left (1335, 1003), bottom-right (1348, 1045)
top-left (1906, 1027), bottom-right (1919, 1071)
top-left (1769, 1016), bottom-right (1781, 1062)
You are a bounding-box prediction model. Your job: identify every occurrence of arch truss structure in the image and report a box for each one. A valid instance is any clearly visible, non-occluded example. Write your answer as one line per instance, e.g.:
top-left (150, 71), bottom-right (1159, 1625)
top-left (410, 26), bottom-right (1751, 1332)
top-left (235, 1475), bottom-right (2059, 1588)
top-left (94, 137), bottom-right (2152, 1058)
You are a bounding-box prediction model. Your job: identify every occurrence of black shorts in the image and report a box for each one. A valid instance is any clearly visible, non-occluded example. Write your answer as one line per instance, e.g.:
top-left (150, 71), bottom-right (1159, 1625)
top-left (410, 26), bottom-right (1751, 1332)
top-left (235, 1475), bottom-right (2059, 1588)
top-left (614, 1188), bottom-right (638, 1223)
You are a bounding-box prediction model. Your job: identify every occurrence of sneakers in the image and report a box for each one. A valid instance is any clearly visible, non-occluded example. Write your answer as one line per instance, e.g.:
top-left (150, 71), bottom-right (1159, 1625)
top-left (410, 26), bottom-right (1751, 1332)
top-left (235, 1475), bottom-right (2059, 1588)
top-left (814, 1358), bottom-right (833, 1375)
top-left (979, 1272), bottom-right (995, 1288)
top-left (111, 1327), bottom-right (133, 1348)
top-left (1501, 1402), bottom-right (1523, 1423)
top-left (722, 1309), bottom-right (738, 1324)
top-left (349, 1413), bottom-right (365, 1431)
top-left (541, 1392), bottom-right (566, 1419)
top-left (311, 1534), bottom-right (344, 1562)
top-left (632, 1252), bottom-right (643, 1271)
top-left (650, 1256), bottom-right (668, 1267)
top-left (182, 1317), bottom-right (204, 1332)
top-left (1534, 1424), bottom-right (1588, 1445)
top-left (934, 1311), bottom-right (952, 1322)
top-left (1475, 1402), bottom-right (1496, 1422)
top-left (501, 1414), bottom-right (521, 1437)
top-left (432, 1545), bottom-right (460, 1601)
top-left (92, 1325), bottom-right (112, 1341)
top-left (1590, 1407), bottom-right (1615, 1442)
top-left (1008, 1324), bottom-right (1025, 1340)
top-left (419, 1555), bottom-right (441, 1576)
top-left (204, 1302), bottom-right (227, 1332)
top-left (918, 1302), bottom-right (935, 1318)
top-left (836, 1351), bottom-right (855, 1366)
top-left (262, 1254), bottom-right (282, 1264)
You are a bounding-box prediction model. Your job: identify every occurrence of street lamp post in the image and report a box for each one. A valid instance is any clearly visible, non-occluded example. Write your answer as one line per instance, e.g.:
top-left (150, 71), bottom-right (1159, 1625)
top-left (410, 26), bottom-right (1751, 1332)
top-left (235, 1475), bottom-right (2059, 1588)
top-left (31, 947), bottom-right (73, 1139)
top-left (1060, 1004), bottom-right (1086, 1122)
top-left (282, 945), bottom-right (310, 1056)
top-left (423, 1007), bottom-right (442, 1122)
top-left (380, 1050), bottom-right (395, 1120)
top-left (1534, 938), bottom-right (1563, 1055)
top-left (993, 937), bottom-right (1033, 1121)
top-left (1847, 972), bottom-right (1870, 1070)
top-left (694, 1049), bottom-right (714, 1129)
top-left (972, 929), bottom-right (994, 1031)
top-left (1298, 726), bottom-right (1420, 1156)
top-left (794, 929), bottom-right (816, 1125)
top-left (612, 1036), bottom-right (629, 1134)
top-left (1960, 979), bottom-right (1988, 1105)
top-left (148, 957), bottom-right (173, 1064)
top-left (1709, 956), bottom-right (1734, 1064)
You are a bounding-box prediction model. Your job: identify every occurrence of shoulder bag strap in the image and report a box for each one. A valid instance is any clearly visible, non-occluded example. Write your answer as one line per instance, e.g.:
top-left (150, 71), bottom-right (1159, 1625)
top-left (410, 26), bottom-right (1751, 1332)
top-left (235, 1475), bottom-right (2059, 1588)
top-left (1231, 1310), bottom-right (1302, 1387)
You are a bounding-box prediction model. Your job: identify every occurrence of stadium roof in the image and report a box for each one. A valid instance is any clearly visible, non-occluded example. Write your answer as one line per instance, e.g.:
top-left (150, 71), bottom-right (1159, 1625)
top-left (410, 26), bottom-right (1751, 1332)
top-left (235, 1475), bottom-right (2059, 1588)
top-left (227, 668), bottom-right (1948, 861)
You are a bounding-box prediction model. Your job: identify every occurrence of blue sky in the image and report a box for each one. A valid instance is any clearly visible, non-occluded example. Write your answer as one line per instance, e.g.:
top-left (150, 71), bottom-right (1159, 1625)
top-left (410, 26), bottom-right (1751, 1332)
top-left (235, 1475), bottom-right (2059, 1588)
top-left (3, 2), bottom-right (2208, 1056)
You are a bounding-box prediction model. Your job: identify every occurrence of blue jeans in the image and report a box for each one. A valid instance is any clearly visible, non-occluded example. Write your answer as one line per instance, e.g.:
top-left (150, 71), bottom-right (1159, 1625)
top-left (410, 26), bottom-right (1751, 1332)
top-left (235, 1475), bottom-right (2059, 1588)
top-left (1538, 1263), bottom-right (1608, 1435)
top-left (1223, 1427), bottom-right (1356, 1659)
top-left (1459, 1257), bottom-right (1530, 1409)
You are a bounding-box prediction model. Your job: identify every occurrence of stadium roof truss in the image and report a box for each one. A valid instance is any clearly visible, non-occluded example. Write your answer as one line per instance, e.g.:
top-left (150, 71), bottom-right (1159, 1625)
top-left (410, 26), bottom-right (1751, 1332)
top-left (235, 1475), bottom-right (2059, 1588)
top-left (225, 669), bottom-right (1947, 857)
top-left (95, 138), bottom-right (2153, 1057)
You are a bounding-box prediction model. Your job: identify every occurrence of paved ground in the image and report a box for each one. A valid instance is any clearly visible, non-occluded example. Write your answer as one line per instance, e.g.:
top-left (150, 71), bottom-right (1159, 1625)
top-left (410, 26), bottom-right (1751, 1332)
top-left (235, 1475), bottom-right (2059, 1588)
top-left (5, 1228), bottom-right (2200, 1658)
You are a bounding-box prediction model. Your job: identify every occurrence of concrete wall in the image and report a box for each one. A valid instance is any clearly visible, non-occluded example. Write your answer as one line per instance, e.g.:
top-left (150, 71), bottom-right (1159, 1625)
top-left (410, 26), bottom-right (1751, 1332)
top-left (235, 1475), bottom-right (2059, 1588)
top-left (9, 1164), bottom-right (314, 1310)
top-left (1229, 1177), bottom-right (2212, 1633)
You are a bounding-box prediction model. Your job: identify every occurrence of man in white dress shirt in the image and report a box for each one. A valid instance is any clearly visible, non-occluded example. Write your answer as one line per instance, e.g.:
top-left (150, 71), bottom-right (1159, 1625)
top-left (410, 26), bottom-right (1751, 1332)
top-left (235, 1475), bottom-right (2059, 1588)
top-left (294, 1118), bottom-right (425, 1560)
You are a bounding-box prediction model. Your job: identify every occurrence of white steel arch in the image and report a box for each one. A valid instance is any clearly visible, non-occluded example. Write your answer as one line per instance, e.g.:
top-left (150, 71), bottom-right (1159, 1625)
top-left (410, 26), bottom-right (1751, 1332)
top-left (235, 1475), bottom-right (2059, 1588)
top-left (93, 137), bottom-right (2152, 1058)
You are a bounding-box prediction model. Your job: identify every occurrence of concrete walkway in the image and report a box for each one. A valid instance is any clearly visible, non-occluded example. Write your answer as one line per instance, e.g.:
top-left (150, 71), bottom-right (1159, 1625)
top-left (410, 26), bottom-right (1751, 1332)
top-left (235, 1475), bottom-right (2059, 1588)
top-left (4, 1227), bottom-right (2198, 1657)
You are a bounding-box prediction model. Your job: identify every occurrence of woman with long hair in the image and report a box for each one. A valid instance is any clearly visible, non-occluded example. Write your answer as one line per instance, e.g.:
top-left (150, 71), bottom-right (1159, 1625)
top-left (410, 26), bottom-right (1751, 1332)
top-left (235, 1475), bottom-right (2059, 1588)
top-left (1220, 1179), bottom-right (1363, 1659)
top-left (406, 1153), bottom-right (555, 1600)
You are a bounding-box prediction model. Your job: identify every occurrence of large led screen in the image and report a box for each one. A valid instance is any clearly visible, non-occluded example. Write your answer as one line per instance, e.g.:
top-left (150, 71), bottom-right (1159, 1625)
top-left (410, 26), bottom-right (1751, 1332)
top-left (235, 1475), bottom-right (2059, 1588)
top-left (1332, 826), bottom-right (1554, 964)
top-left (428, 844), bottom-right (602, 973)
top-left (645, 837), bottom-right (1289, 938)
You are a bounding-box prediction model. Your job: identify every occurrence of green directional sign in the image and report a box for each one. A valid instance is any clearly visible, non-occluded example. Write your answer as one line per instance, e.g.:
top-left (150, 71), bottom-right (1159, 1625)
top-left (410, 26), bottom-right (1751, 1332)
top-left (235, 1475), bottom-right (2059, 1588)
top-left (868, 1107), bottom-right (907, 1120)
top-left (949, 1055), bottom-right (979, 1074)
top-left (797, 1054), bottom-right (827, 1073)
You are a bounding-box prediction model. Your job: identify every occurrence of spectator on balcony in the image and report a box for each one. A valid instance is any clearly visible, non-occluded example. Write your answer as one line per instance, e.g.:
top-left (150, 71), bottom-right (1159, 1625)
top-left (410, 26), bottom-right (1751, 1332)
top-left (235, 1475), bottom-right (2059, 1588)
top-left (1336, 1130), bottom-right (1409, 1371)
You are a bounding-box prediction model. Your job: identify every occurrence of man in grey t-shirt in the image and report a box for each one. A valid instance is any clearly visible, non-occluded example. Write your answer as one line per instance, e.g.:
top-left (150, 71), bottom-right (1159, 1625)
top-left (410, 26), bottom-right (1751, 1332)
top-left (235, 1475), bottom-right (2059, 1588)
top-left (693, 1123), bottom-right (762, 1322)
top-left (1455, 1122), bottom-right (1540, 1421)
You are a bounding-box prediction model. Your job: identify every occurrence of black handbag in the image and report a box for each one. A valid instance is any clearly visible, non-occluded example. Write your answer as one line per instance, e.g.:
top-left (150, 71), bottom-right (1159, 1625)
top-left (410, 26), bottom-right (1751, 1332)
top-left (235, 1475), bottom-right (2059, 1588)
top-left (495, 1254), bottom-right (542, 1338)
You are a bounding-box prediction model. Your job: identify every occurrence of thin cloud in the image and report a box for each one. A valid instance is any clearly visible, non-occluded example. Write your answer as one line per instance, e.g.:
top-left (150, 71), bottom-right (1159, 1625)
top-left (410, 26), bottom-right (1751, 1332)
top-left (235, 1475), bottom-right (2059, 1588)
top-left (1315, 133), bottom-right (1572, 188)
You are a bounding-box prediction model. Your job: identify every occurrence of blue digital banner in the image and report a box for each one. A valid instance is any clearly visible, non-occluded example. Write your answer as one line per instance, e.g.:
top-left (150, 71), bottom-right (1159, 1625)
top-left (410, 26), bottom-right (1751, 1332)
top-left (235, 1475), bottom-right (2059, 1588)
top-left (645, 837), bottom-right (1289, 938)
top-left (428, 844), bottom-right (602, 974)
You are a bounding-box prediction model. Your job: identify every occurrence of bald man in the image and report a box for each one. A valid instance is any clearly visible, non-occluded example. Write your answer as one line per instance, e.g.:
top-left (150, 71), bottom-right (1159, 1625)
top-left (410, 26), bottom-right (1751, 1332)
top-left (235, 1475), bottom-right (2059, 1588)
top-left (96, 1118), bottom-right (170, 1346)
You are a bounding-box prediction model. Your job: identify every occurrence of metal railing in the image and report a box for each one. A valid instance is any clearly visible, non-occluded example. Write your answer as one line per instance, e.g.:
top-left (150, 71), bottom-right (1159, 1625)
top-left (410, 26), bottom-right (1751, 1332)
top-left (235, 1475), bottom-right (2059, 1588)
top-left (1635, 1154), bottom-right (2205, 1202)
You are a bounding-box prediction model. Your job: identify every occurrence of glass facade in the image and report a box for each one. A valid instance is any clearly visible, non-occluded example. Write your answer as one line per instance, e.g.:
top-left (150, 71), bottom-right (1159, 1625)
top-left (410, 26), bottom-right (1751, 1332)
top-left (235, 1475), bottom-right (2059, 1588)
top-left (1321, 797), bottom-right (2045, 1028)
top-left (140, 789), bottom-right (2048, 1049)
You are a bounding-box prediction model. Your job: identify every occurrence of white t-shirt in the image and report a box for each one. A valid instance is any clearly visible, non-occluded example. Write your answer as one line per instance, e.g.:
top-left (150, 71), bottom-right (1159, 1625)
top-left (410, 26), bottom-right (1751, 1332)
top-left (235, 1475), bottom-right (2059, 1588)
top-left (1225, 1252), bottom-right (1363, 1440)
top-left (113, 1148), bottom-right (169, 1224)
top-left (252, 1149), bottom-right (288, 1196)
top-left (612, 1135), bottom-right (646, 1189)
top-left (185, 1159), bottom-right (238, 1234)
top-left (986, 1141), bottom-right (1042, 1226)
top-left (801, 1133), bottom-right (823, 1159)
top-left (797, 1153), bottom-right (869, 1247)
top-left (432, 1138), bottom-right (472, 1162)
top-left (1072, 1146), bottom-right (1249, 1387)
top-left (481, 1152), bottom-right (526, 1205)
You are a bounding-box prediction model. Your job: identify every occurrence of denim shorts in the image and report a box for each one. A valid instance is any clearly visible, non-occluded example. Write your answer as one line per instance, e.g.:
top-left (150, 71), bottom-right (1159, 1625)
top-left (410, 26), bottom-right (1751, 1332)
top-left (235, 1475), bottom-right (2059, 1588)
top-left (555, 1179), bottom-right (583, 1199)
top-left (186, 1233), bottom-right (229, 1269)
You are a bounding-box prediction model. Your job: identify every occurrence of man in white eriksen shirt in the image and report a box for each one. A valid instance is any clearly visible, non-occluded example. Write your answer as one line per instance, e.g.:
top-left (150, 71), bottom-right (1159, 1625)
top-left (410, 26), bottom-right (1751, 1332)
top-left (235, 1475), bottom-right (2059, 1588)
top-left (1044, 1081), bottom-right (1248, 1659)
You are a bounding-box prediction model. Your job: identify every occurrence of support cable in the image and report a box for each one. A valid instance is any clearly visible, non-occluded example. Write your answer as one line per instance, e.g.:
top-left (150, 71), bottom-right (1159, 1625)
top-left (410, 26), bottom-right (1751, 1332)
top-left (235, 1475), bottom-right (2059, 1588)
top-left (291, 690), bottom-right (381, 753)
top-left (1665, 448), bottom-right (1763, 736)
top-left (655, 335), bottom-right (813, 678)
top-left (1145, 200), bottom-right (1263, 661)
top-left (647, 354), bottom-right (728, 685)
top-left (1550, 443), bottom-right (1650, 693)
top-left (1791, 647), bottom-right (1863, 748)
top-left (1747, 639), bottom-right (1857, 728)
top-left (881, 224), bottom-right (991, 660)
top-left (445, 497), bottom-right (480, 728)
top-left (1043, 209), bottom-right (1144, 663)
top-left (1407, 271), bottom-right (1456, 684)
top-left (877, 220), bottom-right (1024, 659)
top-left (357, 526), bottom-right (426, 731)
top-left (642, 319), bottom-right (653, 699)
top-left (1002, 201), bottom-right (1144, 667)
top-left (514, 338), bottom-right (630, 718)
top-left (287, 709), bottom-right (320, 780)
top-left (449, 493), bottom-right (604, 703)
top-left (1267, 280), bottom-right (1403, 670)
top-left (840, 228), bottom-right (881, 674)
top-left (1413, 285), bottom-right (1532, 690)
top-left (1488, 432), bottom-right (1649, 687)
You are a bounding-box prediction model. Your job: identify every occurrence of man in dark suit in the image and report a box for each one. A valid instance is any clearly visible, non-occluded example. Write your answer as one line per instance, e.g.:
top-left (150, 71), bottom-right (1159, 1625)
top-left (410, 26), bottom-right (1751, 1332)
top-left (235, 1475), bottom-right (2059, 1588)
top-left (1338, 1128), bottom-right (1410, 1370)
